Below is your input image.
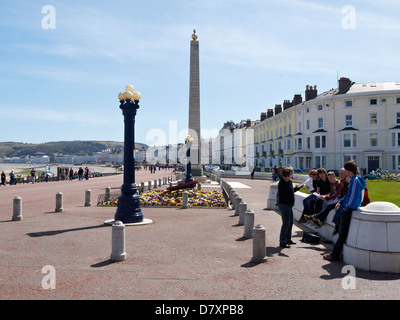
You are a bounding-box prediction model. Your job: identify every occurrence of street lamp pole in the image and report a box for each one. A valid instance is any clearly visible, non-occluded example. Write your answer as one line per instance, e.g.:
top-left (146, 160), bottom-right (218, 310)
top-left (114, 85), bottom-right (143, 224)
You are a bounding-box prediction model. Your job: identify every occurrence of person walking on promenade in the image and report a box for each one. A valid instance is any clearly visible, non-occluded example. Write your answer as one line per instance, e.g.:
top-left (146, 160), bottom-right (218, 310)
top-left (277, 166), bottom-right (301, 248)
top-left (1, 171), bottom-right (6, 186)
top-left (30, 168), bottom-right (36, 184)
top-left (78, 167), bottom-right (83, 181)
top-left (273, 165), bottom-right (278, 182)
top-left (323, 160), bottom-right (366, 261)
top-left (9, 171), bottom-right (16, 185)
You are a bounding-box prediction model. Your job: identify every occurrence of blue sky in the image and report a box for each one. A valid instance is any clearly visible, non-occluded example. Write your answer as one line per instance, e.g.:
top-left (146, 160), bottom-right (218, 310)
top-left (1, 0), bottom-right (400, 146)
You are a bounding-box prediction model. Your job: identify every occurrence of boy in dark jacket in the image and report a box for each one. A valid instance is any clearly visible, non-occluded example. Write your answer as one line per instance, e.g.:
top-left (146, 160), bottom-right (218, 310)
top-left (277, 167), bottom-right (301, 248)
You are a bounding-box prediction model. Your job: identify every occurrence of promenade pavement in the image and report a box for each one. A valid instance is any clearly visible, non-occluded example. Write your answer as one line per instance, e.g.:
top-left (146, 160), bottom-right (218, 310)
top-left (0, 170), bottom-right (400, 302)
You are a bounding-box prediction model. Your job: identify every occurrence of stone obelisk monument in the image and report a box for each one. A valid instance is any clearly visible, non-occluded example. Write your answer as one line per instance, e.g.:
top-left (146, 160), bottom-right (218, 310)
top-left (188, 29), bottom-right (204, 178)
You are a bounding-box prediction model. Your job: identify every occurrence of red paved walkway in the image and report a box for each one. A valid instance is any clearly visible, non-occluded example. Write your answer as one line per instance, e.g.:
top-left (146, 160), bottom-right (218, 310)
top-left (0, 172), bottom-right (399, 302)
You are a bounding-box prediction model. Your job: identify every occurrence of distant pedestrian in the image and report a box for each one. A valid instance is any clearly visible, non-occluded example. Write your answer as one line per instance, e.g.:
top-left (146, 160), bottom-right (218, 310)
top-left (250, 167), bottom-right (255, 180)
top-left (85, 167), bottom-right (89, 180)
top-left (78, 167), bottom-right (83, 180)
top-left (30, 168), bottom-right (36, 184)
top-left (9, 171), bottom-right (15, 185)
top-left (69, 168), bottom-right (74, 181)
top-left (1, 171), bottom-right (6, 186)
top-left (273, 165), bottom-right (278, 182)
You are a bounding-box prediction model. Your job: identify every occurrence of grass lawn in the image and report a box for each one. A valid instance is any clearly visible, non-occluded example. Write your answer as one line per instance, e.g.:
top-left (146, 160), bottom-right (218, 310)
top-left (366, 179), bottom-right (400, 207)
top-left (296, 179), bottom-right (400, 207)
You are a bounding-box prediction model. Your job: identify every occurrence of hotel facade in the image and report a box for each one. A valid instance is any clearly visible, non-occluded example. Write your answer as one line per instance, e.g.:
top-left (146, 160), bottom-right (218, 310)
top-left (251, 77), bottom-right (400, 173)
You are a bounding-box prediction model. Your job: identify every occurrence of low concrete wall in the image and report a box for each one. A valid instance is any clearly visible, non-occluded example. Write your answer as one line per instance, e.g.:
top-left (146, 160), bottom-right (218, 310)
top-left (344, 202), bottom-right (400, 273)
top-left (267, 183), bottom-right (400, 273)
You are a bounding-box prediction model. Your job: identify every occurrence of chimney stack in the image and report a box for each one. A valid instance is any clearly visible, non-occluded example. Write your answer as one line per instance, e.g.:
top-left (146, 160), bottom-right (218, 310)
top-left (267, 109), bottom-right (274, 118)
top-left (338, 77), bottom-right (352, 94)
top-left (274, 104), bottom-right (282, 115)
top-left (292, 94), bottom-right (302, 106)
top-left (260, 112), bottom-right (266, 121)
top-left (246, 119), bottom-right (251, 127)
top-left (305, 85), bottom-right (318, 101)
top-left (283, 100), bottom-right (293, 110)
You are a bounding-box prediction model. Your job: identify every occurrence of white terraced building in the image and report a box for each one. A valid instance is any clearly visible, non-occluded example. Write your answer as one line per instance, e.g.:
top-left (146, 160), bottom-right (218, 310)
top-left (252, 77), bottom-right (400, 173)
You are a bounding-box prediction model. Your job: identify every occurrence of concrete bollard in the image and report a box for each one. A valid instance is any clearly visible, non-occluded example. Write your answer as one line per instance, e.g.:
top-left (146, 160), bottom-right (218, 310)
top-left (105, 186), bottom-right (111, 202)
top-left (159, 179), bottom-right (162, 186)
top-left (141, 182), bottom-right (145, 193)
top-left (238, 201), bottom-right (247, 225)
top-left (197, 183), bottom-right (201, 190)
top-left (154, 179), bottom-right (157, 188)
top-left (55, 192), bottom-right (64, 212)
top-left (243, 209), bottom-right (255, 238)
top-left (85, 189), bottom-right (92, 207)
top-left (148, 181), bottom-right (152, 191)
top-left (231, 191), bottom-right (238, 210)
top-left (227, 186), bottom-right (233, 205)
top-left (252, 224), bottom-right (267, 263)
top-left (234, 196), bottom-right (242, 216)
top-left (182, 191), bottom-right (188, 209)
top-left (12, 196), bottom-right (23, 221)
top-left (110, 221), bottom-right (126, 262)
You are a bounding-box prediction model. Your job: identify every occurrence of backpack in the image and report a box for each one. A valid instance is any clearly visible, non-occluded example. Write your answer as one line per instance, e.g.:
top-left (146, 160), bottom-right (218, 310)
top-left (362, 187), bottom-right (370, 207)
top-left (301, 231), bottom-right (321, 244)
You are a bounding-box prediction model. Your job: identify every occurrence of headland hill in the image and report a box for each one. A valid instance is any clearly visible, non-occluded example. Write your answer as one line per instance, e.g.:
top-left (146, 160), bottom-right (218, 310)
top-left (0, 141), bottom-right (148, 161)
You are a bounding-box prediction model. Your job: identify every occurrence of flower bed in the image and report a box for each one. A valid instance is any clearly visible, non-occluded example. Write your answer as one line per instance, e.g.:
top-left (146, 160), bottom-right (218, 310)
top-left (100, 189), bottom-right (226, 208)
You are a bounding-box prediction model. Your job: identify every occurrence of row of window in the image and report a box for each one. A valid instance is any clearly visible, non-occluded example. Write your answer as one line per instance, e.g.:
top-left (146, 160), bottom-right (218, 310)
top-left (256, 112), bottom-right (400, 143)
top-left (255, 131), bottom-right (400, 155)
top-left (308, 97), bottom-right (400, 110)
top-left (262, 154), bottom-right (400, 172)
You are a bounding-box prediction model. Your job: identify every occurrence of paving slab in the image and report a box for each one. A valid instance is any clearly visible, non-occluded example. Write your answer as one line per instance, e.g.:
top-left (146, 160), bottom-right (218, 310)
top-left (1, 173), bottom-right (400, 302)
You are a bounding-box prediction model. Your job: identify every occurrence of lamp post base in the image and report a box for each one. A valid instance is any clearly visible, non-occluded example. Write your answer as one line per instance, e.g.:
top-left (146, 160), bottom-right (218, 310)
top-left (114, 192), bottom-right (143, 224)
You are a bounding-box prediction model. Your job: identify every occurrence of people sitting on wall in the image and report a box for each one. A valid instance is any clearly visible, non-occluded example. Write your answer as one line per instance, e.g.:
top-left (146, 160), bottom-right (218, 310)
top-left (305, 169), bottom-right (345, 227)
top-left (323, 160), bottom-right (367, 261)
top-left (297, 169), bottom-right (318, 223)
top-left (313, 168), bottom-right (331, 214)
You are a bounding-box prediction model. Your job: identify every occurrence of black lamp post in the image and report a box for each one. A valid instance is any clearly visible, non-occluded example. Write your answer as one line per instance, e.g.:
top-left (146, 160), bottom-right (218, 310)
top-left (114, 85), bottom-right (143, 224)
top-left (185, 135), bottom-right (194, 183)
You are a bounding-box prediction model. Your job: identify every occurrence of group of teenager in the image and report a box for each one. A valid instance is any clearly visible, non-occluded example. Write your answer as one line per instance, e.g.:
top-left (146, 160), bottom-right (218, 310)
top-left (277, 160), bottom-right (369, 261)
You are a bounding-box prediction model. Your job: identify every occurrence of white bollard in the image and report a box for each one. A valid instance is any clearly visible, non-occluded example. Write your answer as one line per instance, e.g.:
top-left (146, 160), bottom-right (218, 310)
top-left (55, 192), bottom-right (64, 212)
top-left (12, 196), bottom-right (23, 221)
top-left (234, 196), bottom-right (242, 216)
top-left (243, 209), bottom-right (255, 238)
top-left (251, 224), bottom-right (267, 263)
top-left (105, 186), bottom-right (111, 202)
top-left (85, 189), bottom-right (92, 207)
top-left (231, 191), bottom-right (237, 210)
top-left (110, 221), bottom-right (126, 262)
top-left (182, 191), bottom-right (188, 209)
top-left (238, 201), bottom-right (247, 225)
